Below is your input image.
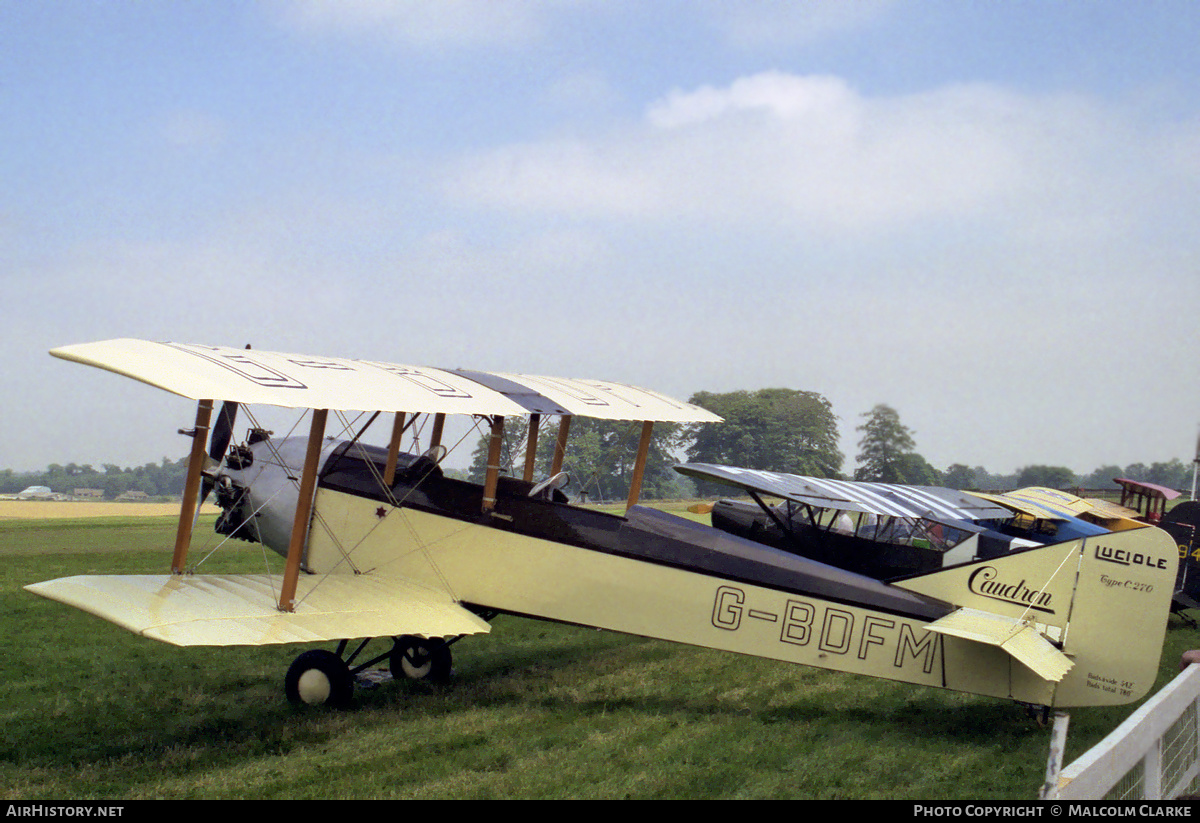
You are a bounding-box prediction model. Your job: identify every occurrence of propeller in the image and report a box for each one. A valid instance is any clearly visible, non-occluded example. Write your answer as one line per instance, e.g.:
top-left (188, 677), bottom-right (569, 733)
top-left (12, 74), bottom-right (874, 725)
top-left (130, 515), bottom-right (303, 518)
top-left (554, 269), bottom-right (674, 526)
top-left (199, 344), bottom-right (249, 505)
top-left (200, 400), bottom-right (239, 505)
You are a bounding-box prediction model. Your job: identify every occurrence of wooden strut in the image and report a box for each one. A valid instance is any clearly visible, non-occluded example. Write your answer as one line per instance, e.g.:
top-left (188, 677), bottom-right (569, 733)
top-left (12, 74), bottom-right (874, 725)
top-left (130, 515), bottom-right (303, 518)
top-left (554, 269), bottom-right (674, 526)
top-left (279, 408), bottom-right (328, 612)
top-left (383, 412), bottom-right (407, 486)
top-left (523, 413), bottom-right (541, 482)
top-left (482, 415), bottom-right (505, 512)
top-left (429, 412), bottom-right (446, 451)
top-left (626, 420), bottom-right (654, 511)
top-left (550, 416), bottom-right (572, 477)
top-left (172, 399), bottom-right (214, 574)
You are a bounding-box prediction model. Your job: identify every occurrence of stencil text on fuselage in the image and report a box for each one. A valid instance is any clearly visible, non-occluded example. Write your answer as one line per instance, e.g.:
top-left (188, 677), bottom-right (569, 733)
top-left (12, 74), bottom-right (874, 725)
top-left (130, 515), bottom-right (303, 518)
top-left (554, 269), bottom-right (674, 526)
top-left (711, 585), bottom-right (940, 674)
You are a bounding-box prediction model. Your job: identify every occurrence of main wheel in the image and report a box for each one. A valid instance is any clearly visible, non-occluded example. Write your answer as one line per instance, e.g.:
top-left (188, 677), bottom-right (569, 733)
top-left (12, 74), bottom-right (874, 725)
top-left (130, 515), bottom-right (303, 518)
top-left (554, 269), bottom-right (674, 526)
top-left (391, 636), bottom-right (452, 683)
top-left (285, 649), bottom-right (354, 707)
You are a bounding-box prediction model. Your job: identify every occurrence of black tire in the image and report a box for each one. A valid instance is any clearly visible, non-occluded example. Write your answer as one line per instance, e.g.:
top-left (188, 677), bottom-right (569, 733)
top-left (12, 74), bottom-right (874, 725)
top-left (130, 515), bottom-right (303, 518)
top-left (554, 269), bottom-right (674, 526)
top-left (391, 636), bottom-right (452, 683)
top-left (285, 649), bottom-right (354, 707)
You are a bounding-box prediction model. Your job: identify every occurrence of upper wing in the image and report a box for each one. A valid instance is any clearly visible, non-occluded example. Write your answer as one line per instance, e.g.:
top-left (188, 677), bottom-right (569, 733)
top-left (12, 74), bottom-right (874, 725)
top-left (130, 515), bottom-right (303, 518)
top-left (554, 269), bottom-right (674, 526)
top-left (24, 572), bottom-right (490, 647)
top-left (1114, 477), bottom-right (1182, 503)
top-left (51, 339), bottom-right (721, 423)
top-left (674, 463), bottom-right (1012, 522)
top-left (1004, 487), bottom-right (1144, 531)
top-left (51, 339), bottom-right (529, 416)
top-left (470, 370), bottom-right (723, 423)
top-left (1003, 487), bottom-right (1093, 518)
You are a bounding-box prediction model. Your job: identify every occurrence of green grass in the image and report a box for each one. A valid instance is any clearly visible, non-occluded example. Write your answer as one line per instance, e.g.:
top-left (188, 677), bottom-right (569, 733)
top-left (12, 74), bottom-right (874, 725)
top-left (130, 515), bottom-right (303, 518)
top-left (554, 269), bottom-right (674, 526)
top-left (2, 514), bottom-right (1199, 799)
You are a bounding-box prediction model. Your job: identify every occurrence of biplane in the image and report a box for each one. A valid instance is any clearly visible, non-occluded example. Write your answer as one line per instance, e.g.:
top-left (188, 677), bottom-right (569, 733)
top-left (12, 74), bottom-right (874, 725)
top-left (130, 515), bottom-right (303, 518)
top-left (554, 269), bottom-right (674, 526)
top-left (26, 340), bottom-right (1178, 715)
top-left (971, 488), bottom-right (1119, 543)
top-left (979, 486), bottom-right (1144, 533)
top-left (675, 465), bottom-right (1085, 579)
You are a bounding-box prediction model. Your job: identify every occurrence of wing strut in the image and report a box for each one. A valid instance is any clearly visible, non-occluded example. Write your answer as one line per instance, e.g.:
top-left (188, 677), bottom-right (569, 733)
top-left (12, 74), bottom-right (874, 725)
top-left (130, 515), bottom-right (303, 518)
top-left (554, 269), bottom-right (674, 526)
top-left (172, 399), bottom-right (213, 573)
top-left (742, 489), bottom-right (791, 536)
top-left (626, 421), bottom-right (654, 510)
top-left (429, 412), bottom-right (446, 451)
top-left (383, 412), bottom-right (407, 486)
top-left (523, 413), bottom-right (541, 482)
top-left (482, 416), bottom-right (505, 512)
top-left (279, 408), bottom-right (328, 612)
top-left (551, 416), bottom-right (571, 476)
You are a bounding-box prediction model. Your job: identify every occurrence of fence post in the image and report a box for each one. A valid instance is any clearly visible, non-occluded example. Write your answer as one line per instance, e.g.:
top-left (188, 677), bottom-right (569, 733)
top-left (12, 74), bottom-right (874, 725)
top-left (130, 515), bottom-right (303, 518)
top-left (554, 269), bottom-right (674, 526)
top-left (1040, 711), bottom-right (1071, 800)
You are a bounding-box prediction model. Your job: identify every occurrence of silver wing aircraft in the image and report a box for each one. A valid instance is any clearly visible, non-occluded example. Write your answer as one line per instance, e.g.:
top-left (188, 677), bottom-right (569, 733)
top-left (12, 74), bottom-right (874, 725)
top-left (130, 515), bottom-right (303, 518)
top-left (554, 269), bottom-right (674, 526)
top-left (26, 340), bottom-right (1179, 714)
top-left (675, 464), bottom-right (1055, 579)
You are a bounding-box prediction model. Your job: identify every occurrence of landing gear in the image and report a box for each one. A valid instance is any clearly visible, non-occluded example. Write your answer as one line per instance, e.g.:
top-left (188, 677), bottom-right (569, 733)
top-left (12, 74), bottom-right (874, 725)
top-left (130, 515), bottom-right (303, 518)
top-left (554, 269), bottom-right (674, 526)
top-left (391, 635), bottom-right (453, 683)
top-left (285, 649), bottom-right (354, 708)
top-left (283, 636), bottom-right (457, 707)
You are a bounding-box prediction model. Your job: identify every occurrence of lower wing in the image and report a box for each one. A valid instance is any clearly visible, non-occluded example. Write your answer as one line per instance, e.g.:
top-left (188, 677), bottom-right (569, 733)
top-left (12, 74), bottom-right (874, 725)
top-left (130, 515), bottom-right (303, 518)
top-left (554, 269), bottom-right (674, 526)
top-left (25, 572), bottom-right (490, 646)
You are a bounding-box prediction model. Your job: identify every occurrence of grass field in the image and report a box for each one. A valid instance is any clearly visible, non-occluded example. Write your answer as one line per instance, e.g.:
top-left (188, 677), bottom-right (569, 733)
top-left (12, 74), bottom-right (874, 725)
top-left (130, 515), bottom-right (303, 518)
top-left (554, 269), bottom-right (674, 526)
top-left (0, 500), bottom-right (219, 520)
top-left (3, 509), bottom-right (1198, 800)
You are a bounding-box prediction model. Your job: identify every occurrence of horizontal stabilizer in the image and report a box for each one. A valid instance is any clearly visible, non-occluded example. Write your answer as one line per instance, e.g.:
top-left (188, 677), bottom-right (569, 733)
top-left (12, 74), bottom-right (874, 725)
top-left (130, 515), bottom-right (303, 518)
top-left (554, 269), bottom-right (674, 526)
top-left (24, 573), bottom-right (490, 647)
top-left (926, 608), bottom-right (1074, 683)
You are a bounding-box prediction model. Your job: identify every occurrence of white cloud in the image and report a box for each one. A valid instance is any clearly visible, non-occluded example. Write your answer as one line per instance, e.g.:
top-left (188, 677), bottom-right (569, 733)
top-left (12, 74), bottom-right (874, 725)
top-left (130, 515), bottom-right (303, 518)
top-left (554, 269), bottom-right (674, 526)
top-left (445, 72), bottom-right (1122, 232)
top-left (646, 72), bottom-right (857, 129)
top-left (446, 136), bottom-right (670, 218)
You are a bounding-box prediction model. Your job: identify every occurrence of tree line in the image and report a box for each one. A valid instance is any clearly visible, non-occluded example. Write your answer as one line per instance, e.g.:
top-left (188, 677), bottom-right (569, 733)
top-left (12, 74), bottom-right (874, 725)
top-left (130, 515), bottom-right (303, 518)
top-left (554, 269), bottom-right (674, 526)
top-left (0, 458), bottom-right (190, 499)
top-left (6, 389), bottom-right (1194, 501)
top-left (461, 388), bottom-right (1195, 501)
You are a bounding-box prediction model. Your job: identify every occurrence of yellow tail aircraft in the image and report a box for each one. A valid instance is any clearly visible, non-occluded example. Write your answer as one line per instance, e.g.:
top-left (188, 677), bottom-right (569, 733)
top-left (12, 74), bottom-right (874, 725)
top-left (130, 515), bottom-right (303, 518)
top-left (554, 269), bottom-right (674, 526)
top-left (26, 340), bottom-right (1178, 715)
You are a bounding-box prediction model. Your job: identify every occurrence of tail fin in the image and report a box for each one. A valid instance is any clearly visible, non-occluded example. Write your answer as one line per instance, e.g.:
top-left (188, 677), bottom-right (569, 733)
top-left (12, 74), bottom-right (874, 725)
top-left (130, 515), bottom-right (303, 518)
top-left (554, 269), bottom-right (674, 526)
top-left (893, 525), bottom-right (1177, 707)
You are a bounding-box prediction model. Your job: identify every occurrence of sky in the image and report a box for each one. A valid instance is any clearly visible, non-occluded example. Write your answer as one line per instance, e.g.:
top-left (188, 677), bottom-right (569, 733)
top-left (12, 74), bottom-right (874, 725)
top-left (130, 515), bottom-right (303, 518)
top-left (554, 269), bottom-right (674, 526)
top-left (2, 0), bottom-right (1198, 479)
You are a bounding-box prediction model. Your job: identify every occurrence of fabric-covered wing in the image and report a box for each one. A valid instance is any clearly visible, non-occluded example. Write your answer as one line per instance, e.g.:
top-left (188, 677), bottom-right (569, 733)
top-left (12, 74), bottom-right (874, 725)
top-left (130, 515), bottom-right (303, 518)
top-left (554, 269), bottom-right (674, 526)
top-left (51, 339), bottom-right (528, 416)
top-left (25, 573), bottom-right (490, 647)
top-left (50, 339), bottom-right (722, 423)
top-left (675, 463), bottom-right (1012, 522)
top-left (1004, 487), bottom-right (1094, 518)
top-left (1115, 478), bottom-right (1181, 502)
top-left (484, 372), bottom-right (723, 423)
top-left (971, 491), bottom-right (1067, 521)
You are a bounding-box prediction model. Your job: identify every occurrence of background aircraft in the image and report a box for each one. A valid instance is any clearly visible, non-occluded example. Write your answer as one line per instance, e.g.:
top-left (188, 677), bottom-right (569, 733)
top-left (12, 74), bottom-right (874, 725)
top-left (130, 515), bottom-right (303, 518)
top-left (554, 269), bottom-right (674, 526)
top-left (681, 464), bottom-right (1200, 628)
top-left (676, 464), bottom-right (1045, 579)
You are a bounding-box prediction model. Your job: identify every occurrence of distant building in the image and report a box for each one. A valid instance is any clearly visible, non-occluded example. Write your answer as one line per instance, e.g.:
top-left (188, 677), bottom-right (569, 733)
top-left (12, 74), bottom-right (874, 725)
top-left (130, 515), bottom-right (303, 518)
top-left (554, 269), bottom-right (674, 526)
top-left (73, 488), bottom-right (103, 498)
top-left (115, 490), bottom-right (149, 501)
top-left (16, 486), bottom-right (54, 500)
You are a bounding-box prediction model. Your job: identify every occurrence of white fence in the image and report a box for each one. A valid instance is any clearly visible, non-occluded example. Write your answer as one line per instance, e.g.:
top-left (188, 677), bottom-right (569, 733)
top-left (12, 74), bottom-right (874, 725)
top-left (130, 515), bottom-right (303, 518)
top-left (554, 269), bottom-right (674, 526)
top-left (1049, 664), bottom-right (1200, 800)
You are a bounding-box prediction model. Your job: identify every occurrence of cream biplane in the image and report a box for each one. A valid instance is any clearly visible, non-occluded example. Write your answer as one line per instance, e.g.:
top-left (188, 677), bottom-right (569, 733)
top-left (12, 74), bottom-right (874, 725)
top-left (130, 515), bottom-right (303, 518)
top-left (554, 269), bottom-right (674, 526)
top-left (26, 340), bottom-right (1179, 714)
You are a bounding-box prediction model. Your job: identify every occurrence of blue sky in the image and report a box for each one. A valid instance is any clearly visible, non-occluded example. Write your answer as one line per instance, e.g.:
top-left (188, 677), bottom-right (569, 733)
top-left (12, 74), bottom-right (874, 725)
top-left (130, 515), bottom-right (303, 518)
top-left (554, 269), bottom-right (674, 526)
top-left (3, 1), bottom-right (1198, 478)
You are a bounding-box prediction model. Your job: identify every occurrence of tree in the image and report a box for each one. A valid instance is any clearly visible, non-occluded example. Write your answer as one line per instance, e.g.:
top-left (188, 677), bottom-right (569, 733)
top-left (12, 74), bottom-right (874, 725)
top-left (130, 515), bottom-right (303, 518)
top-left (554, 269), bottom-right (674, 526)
top-left (853, 404), bottom-right (933, 484)
top-left (897, 453), bottom-right (942, 486)
top-left (1015, 465), bottom-right (1078, 489)
top-left (1145, 459), bottom-right (1189, 489)
top-left (684, 389), bottom-right (842, 478)
top-left (1080, 464), bottom-right (1122, 489)
top-left (944, 463), bottom-right (976, 490)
